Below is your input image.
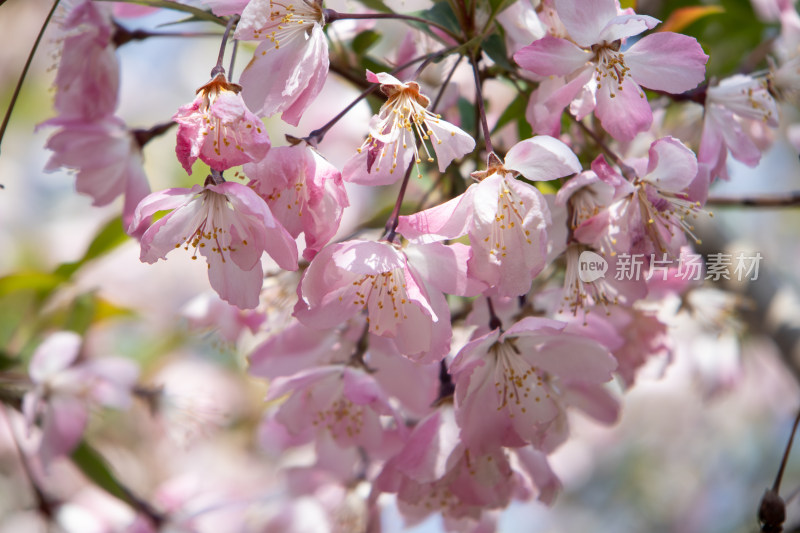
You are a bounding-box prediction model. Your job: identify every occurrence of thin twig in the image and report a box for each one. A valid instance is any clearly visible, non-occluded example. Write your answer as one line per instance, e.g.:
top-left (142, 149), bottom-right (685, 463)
top-left (324, 9), bottom-right (460, 42)
top-left (0, 0), bottom-right (61, 159)
top-left (706, 193), bottom-right (800, 208)
top-left (469, 53), bottom-right (493, 155)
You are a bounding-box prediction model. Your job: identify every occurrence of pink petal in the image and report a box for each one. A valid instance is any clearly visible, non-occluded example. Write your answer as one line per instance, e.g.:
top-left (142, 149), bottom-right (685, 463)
top-left (644, 137), bottom-right (698, 192)
top-left (594, 76), bottom-right (652, 141)
top-left (29, 332), bottom-right (82, 383)
top-left (597, 13), bottom-right (659, 43)
top-left (556, 0), bottom-right (618, 47)
top-left (513, 35), bottom-right (591, 77)
top-left (503, 136), bottom-right (582, 181)
top-left (397, 186), bottom-right (476, 242)
top-left (625, 32), bottom-right (708, 93)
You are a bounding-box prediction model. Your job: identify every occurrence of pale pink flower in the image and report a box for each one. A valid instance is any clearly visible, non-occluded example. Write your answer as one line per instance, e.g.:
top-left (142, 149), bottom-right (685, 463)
top-left (173, 74), bottom-right (270, 174)
top-left (23, 332), bottom-right (139, 467)
top-left (598, 137), bottom-right (704, 258)
top-left (398, 136), bottom-right (581, 297)
top-left (265, 365), bottom-right (406, 456)
top-left (129, 181), bottom-right (298, 309)
top-left (295, 239), bottom-right (478, 362)
top-left (55, 0), bottom-right (119, 120)
top-left (450, 317), bottom-right (618, 455)
top-left (374, 407), bottom-right (558, 527)
top-left (699, 74), bottom-right (779, 181)
top-left (342, 71), bottom-right (475, 186)
top-left (245, 142), bottom-right (349, 260)
top-left (235, 0), bottom-right (328, 126)
top-left (42, 115), bottom-right (151, 229)
top-left (514, 0), bottom-right (708, 140)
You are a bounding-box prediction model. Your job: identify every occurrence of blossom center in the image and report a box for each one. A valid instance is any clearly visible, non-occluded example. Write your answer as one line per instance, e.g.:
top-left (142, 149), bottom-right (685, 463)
top-left (485, 178), bottom-right (533, 259)
top-left (252, 0), bottom-right (323, 50)
top-left (349, 269), bottom-right (409, 333)
top-left (491, 340), bottom-right (546, 416)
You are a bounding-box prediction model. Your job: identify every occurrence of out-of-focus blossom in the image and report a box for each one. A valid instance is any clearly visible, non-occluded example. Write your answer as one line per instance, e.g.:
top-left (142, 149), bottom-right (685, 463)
top-left (130, 181), bottom-right (298, 309)
top-left (699, 74), bottom-right (779, 181)
top-left (245, 142), bottom-right (349, 261)
top-left (398, 136), bottom-right (581, 297)
top-left (54, 0), bottom-right (119, 120)
top-left (22, 331), bottom-right (139, 467)
top-left (496, 0), bottom-right (546, 54)
top-left (514, 0), bottom-right (707, 140)
top-left (42, 115), bottom-right (150, 229)
top-left (342, 71), bottom-right (475, 186)
top-left (235, 0), bottom-right (328, 126)
top-left (173, 74), bottom-right (270, 174)
top-left (183, 292), bottom-right (266, 343)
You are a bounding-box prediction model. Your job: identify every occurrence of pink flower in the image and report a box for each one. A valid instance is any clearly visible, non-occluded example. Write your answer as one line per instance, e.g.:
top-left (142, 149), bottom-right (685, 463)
top-left (342, 71), bottom-right (475, 186)
top-left (235, 0), bottom-right (328, 126)
top-left (294, 239), bottom-right (478, 362)
top-left (265, 365), bottom-right (406, 456)
top-left (129, 181), bottom-right (298, 309)
top-left (173, 74), bottom-right (271, 174)
top-left (23, 332), bottom-right (139, 467)
top-left (606, 137), bottom-right (703, 257)
top-left (54, 0), bottom-right (119, 120)
top-left (42, 115), bottom-right (151, 229)
top-left (699, 74), bottom-right (779, 181)
top-left (245, 142), bottom-right (349, 261)
top-left (450, 317), bottom-right (618, 455)
top-left (398, 136), bottom-right (581, 297)
top-left (514, 0), bottom-right (708, 140)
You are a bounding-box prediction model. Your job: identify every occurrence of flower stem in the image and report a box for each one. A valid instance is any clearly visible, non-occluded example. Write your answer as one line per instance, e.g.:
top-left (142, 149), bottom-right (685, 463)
top-left (324, 9), bottom-right (460, 42)
top-left (706, 192), bottom-right (800, 207)
top-left (210, 15), bottom-right (239, 78)
top-left (0, 0), bottom-right (61, 160)
top-left (486, 296), bottom-right (503, 332)
top-left (306, 47), bottom-right (459, 145)
top-left (571, 114), bottom-right (637, 181)
top-left (469, 53), bottom-right (493, 155)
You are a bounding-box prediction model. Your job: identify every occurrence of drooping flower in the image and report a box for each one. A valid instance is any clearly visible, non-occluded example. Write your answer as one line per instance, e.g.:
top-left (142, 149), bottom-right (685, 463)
top-left (342, 71), bottom-right (475, 186)
top-left (450, 316), bottom-right (618, 455)
top-left (235, 0), bottom-right (328, 126)
top-left (294, 239), bottom-right (480, 362)
top-left (42, 115), bottom-right (151, 229)
top-left (245, 142), bottom-right (349, 261)
top-left (23, 332), bottom-right (139, 467)
top-left (514, 0), bottom-right (708, 140)
top-left (54, 0), bottom-right (119, 120)
top-left (173, 73), bottom-right (271, 174)
top-left (699, 74), bottom-right (779, 181)
top-left (398, 136), bottom-right (581, 297)
top-left (129, 181), bottom-right (298, 309)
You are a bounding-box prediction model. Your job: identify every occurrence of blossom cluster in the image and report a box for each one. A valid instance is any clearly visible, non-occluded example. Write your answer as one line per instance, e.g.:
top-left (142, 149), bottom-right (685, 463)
top-left (6, 0), bottom-right (800, 531)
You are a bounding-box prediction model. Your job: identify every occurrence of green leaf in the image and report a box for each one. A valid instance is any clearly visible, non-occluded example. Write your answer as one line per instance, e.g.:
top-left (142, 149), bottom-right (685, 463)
top-left (482, 33), bottom-right (514, 72)
top-left (488, 0), bottom-right (513, 17)
top-left (0, 272), bottom-right (63, 298)
top-left (458, 97), bottom-right (476, 135)
top-left (355, 0), bottom-right (394, 14)
top-left (71, 441), bottom-right (129, 503)
top-left (55, 216), bottom-right (129, 280)
top-left (493, 92), bottom-right (528, 133)
top-left (414, 2), bottom-right (461, 35)
top-left (352, 30), bottom-right (381, 55)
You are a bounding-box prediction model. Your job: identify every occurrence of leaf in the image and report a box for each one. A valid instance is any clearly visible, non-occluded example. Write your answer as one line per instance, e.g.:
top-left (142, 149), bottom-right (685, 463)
top-left (620, 0), bottom-right (637, 9)
top-left (352, 30), bottom-right (381, 55)
top-left (482, 33), bottom-right (514, 72)
top-left (0, 272), bottom-right (63, 298)
top-left (659, 5), bottom-right (725, 33)
top-left (71, 441), bottom-right (129, 503)
top-left (457, 97), bottom-right (476, 134)
top-left (54, 216), bottom-right (129, 280)
top-left (493, 92), bottom-right (528, 133)
top-left (356, 0), bottom-right (394, 14)
top-left (414, 2), bottom-right (461, 35)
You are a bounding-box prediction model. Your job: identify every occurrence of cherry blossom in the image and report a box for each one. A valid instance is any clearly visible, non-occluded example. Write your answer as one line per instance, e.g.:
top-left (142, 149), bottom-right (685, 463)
top-left (235, 0), bottom-right (328, 126)
top-left (22, 332), bottom-right (139, 467)
top-left (245, 142), bottom-right (349, 260)
top-left (450, 316), bottom-right (618, 455)
top-left (514, 0), bottom-right (708, 140)
top-left (294, 239), bottom-right (476, 362)
top-left (342, 71), bottom-right (475, 186)
top-left (54, 0), bottom-right (119, 120)
top-left (398, 136), bottom-right (581, 297)
top-left (129, 181), bottom-right (298, 309)
top-left (173, 74), bottom-right (270, 174)
top-left (42, 115), bottom-right (151, 229)
top-left (699, 74), bottom-right (779, 181)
